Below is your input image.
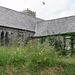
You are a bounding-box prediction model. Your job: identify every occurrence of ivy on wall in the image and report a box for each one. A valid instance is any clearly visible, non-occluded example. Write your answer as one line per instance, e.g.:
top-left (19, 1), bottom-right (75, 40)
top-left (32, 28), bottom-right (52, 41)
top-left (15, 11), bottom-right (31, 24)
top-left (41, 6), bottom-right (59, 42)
top-left (38, 33), bottom-right (75, 56)
top-left (63, 33), bottom-right (75, 56)
top-left (39, 37), bottom-right (46, 44)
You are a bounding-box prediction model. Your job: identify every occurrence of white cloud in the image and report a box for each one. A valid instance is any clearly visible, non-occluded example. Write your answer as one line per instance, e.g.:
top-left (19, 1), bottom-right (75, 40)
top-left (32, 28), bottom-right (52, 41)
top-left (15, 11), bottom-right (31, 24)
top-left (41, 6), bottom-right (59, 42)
top-left (0, 0), bottom-right (75, 20)
top-left (0, 0), bottom-right (26, 10)
top-left (49, 10), bottom-right (75, 20)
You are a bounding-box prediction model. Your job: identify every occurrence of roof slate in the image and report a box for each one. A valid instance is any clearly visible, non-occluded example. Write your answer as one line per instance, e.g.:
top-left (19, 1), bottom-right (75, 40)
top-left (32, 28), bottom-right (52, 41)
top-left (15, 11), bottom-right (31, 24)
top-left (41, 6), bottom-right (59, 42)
top-left (0, 6), bottom-right (75, 37)
top-left (34, 16), bottom-right (75, 37)
top-left (0, 6), bottom-right (43, 32)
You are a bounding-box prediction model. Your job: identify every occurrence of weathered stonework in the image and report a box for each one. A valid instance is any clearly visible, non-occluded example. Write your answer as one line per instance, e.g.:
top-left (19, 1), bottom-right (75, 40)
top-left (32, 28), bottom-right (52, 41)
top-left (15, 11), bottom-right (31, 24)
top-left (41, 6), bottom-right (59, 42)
top-left (34, 34), bottom-right (75, 50)
top-left (0, 6), bottom-right (75, 49)
top-left (22, 8), bottom-right (36, 17)
top-left (0, 26), bottom-right (34, 46)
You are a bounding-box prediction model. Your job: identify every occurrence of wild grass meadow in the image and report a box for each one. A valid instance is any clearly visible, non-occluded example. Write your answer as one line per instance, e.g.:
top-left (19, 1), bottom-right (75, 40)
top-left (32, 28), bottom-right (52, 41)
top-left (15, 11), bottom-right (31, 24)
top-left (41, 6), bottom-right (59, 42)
top-left (0, 39), bottom-right (75, 75)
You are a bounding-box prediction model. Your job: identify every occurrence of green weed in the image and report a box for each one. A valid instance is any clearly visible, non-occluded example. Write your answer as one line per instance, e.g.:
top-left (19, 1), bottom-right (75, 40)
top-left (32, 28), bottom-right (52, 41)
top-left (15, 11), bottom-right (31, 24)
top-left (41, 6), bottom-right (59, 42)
top-left (0, 40), bottom-right (75, 74)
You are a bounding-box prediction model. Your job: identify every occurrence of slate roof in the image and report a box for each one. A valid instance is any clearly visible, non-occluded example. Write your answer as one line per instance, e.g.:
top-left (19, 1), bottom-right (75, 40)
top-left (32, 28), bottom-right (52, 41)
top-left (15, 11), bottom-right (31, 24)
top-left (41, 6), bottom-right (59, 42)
top-left (0, 6), bottom-right (75, 37)
top-left (24, 15), bottom-right (44, 30)
top-left (34, 16), bottom-right (75, 37)
top-left (0, 6), bottom-right (43, 32)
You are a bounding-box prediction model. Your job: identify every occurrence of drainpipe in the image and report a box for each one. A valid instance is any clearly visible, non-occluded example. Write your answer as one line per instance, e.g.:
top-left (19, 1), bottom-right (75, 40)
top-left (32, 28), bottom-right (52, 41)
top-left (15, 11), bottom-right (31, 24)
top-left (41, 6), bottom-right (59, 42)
top-left (35, 22), bottom-right (37, 33)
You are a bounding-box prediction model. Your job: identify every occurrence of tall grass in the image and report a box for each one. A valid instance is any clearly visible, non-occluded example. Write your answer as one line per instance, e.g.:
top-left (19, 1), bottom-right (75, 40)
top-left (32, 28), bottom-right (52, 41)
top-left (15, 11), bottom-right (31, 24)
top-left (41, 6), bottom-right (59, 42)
top-left (0, 40), bottom-right (75, 75)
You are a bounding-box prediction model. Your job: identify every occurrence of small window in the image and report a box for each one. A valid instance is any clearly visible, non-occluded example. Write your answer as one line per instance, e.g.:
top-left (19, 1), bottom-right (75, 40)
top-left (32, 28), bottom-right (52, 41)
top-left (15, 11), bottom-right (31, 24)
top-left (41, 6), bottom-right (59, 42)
top-left (5, 32), bottom-right (9, 45)
top-left (1, 31), bottom-right (4, 45)
top-left (1, 31), bottom-right (4, 40)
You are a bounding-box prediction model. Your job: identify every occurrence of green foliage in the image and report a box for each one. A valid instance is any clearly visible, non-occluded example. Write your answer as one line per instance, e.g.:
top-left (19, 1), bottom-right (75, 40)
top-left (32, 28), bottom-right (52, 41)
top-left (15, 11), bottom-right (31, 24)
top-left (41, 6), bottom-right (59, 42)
top-left (0, 46), bottom-right (27, 67)
top-left (30, 45), bottom-right (56, 72)
top-left (26, 42), bottom-right (56, 72)
top-left (0, 40), bottom-right (75, 74)
top-left (48, 36), bottom-right (57, 46)
top-left (39, 37), bottom-right (46, 44)
top-left (47, 36), bottom-right (67, 56)
top-left (63, 33), bottom-right (75, 56)
top-left (39, 33), bottom-right (75, 56)
top-left (48, 36), bottom-right (63, 50)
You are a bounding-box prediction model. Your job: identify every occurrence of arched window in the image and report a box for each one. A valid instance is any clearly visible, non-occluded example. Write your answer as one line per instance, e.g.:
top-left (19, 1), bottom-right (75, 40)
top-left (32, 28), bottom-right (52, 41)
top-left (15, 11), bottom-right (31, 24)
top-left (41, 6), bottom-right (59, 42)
top-left (5, 32), bottom-right (8, 38)
top-left (1, 31), bottom-right (4, 40)
top-left (1, 31), bottom-right (4, 45)
top-left (5, 32), bottom-right (9, 45)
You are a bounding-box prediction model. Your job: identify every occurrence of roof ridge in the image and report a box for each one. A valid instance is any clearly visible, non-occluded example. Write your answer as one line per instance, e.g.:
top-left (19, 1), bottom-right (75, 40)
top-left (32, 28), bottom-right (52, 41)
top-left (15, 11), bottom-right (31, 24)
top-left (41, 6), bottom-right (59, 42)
top-left (0, 6), bottom-right (23, 14)
top-left (46, 15), bottom-right (75, 21)
top-left (0, 6), bottom-right (45, 22)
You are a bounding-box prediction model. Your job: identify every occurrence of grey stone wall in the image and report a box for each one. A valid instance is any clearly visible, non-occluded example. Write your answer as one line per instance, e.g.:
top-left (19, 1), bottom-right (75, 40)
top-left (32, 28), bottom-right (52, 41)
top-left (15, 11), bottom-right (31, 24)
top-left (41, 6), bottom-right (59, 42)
top-left (34, 35), bottom-right (75, 50)
top-left (49, 35), bottom-right (75, 50)
top-left (0, 26), bottom-right (34, 46)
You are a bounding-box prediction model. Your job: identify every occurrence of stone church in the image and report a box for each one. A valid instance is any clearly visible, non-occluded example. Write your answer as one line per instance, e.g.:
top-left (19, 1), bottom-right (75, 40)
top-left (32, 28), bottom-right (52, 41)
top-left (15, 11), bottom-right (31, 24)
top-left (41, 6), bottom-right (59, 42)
top-left (0, 6), bottom-right (75, 49)
top-left (0, 6), bottom-right (43, 45)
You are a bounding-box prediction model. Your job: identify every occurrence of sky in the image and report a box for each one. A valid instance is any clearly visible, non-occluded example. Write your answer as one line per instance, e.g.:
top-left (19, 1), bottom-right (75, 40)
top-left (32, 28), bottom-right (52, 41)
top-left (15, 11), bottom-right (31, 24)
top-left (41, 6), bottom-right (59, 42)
top-left (0, 0), bottom-right (75, 20)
